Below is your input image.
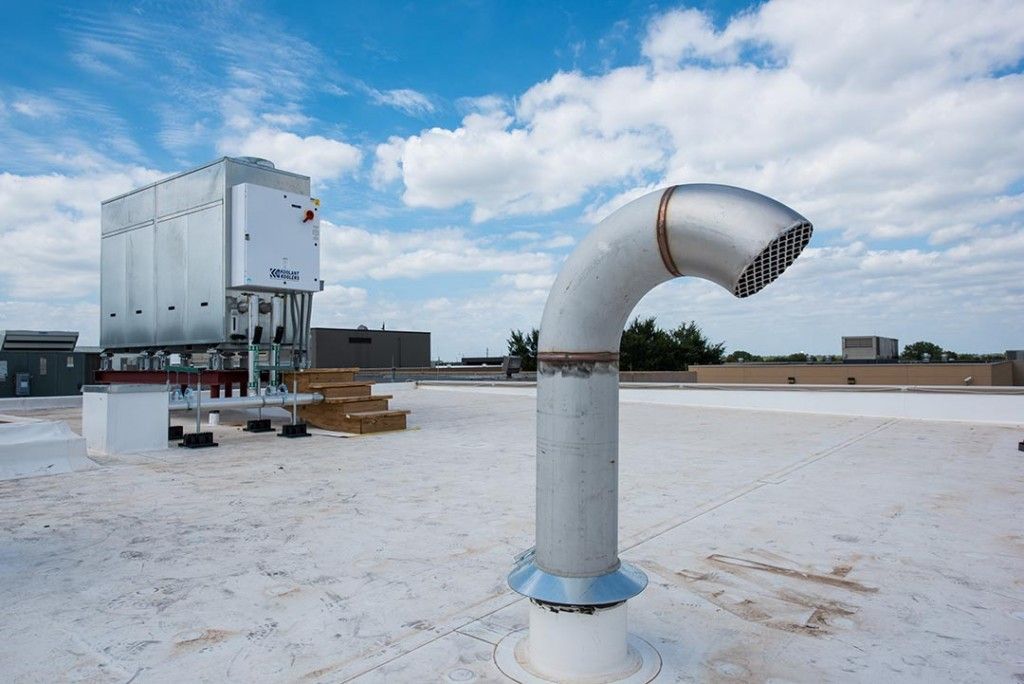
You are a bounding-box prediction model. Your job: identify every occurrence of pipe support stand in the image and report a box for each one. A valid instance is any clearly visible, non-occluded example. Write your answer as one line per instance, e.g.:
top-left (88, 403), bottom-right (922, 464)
top-left (494, 600), bottom-right (661, 683)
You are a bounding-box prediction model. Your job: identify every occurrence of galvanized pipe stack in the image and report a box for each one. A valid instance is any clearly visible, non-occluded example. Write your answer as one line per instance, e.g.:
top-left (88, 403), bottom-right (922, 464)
top-left (504, 184), bottom-right (813, 682)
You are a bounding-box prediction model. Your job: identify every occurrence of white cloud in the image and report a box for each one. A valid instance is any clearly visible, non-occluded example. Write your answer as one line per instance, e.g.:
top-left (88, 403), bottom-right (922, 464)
top-left (312, 284), bottom-right (370, 327)
top-left (217, 127), bottom-right (362, 181)
top-left (361, 0), bottom-right (1024, 356)
top-left (501, 230), bottom-right (575, 251)
top-left (0, 300), bottom-right (101, 346)
top-left (307, 284), bottom-right (553, 361)
top-left (378, 106), bottom-right (665, 222)
top-left (497, 273), bottom-right (557, 291)
top-left (157, 110), bottom-right (208, 154)
top-left (71, 37), bottom-right (137, 77)
top-left (367, 87), bottom-right (435, 116)
top-left (319, 221), bottom-right (553, 281)
top-left (306, 273), bottom-right (563, 361)
top-left (310, 217), bottom-right (558, 354)
top-left (456, 94), bottom-right (508, 115)
top-left (642, 8), bottom-right (744, 69)
top-left (0, 167), bottom-right (164, 344)
top-left (1, 87), bottom-right (145, 171)
top-left (507, 230), bottom-right (542, 241)
top-left (60, 3), bottom-right (336, 162)
top-left (260, 111), bottom-right (312, 128)
top-left (542, 234), bottom-right (575, 249)
top-left (371, 135), bottom-right (407, 187)
top-left (374, 0), bottom-right (1024, 241)
top-left (582, 183), bottom-right (659, 224)
top-left (11, 95), bottom-right (61, 119)
top-left (631, 227), bottom-right (1024, 355)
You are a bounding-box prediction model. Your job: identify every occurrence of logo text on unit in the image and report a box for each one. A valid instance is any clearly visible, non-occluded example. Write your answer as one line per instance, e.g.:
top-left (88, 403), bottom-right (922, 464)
top-left (269, 267), bottom-right (301, 281)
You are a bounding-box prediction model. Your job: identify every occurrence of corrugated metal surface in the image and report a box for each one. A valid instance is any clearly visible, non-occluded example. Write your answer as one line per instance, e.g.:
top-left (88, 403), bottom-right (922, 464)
top-left (182, 204), bottom-right (225, 345)
top-left (125, 227), bottom-right (156, 346)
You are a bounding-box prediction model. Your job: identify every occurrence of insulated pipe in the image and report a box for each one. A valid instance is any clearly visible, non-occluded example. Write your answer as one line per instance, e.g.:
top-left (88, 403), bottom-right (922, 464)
top-left (303, 292), bottom-right (313, 367)
top-left (247, 293), bottom-right (260, 395)
top-left (509, 184), bottom-right (812, 607)
top-left (270, 295), bottom-right (284, 385)
top-left (169, 392), bottom-right (323, 412)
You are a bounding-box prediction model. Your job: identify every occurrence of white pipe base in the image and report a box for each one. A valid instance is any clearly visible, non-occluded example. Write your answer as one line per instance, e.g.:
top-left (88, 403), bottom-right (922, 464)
top-left (494, 601), bottom-right (661, 683)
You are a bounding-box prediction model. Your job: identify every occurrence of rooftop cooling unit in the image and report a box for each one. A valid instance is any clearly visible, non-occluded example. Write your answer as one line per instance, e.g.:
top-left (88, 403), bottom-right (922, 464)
top-left (99, 157), bottom-right (320, 353)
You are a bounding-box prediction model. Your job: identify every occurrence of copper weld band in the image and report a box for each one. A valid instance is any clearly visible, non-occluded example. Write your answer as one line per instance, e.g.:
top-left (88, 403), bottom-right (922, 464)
top-left (538, 351), bottom-right (619, 363)
top-left (656, 185), bottom-right (682, 277)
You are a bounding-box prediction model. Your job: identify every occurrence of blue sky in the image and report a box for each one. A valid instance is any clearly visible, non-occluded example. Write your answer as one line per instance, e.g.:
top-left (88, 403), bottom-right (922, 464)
top-left (1, 0), bottom-right (1022, 360)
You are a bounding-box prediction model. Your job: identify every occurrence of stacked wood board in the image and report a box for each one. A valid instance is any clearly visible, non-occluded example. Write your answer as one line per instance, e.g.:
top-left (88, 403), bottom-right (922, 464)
top-left (281, 368), bottom-right (409, 434)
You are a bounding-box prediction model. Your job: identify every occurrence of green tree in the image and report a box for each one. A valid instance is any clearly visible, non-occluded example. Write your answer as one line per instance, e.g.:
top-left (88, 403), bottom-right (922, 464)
top-left (619, 317), bottom-right (724, 371)
top-left (507, 328), bottom-right (539, 371)
top-left (957, 352), bottom-right (1003, 362)
top-left (510, 318), bottom-right (726, 372)
top-left (620, 317), bottom-right (673, 371)
top-left (670, 321), bottom-right (726, 366)
top-left (726, 350), bottom-right (762, 363)
top-left (901, 340), bottom-right (944, 361)
top-left (765, 352), bottom-right (809, 362)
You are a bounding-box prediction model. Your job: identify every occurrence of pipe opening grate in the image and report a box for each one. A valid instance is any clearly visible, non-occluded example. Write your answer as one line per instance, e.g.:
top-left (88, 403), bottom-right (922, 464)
top-left (734, 222), bottom-right (813, 298)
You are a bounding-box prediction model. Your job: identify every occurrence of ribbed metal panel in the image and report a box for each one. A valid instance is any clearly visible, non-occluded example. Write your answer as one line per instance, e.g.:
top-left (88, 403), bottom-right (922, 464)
top-left (99, 158), bottom-right (312, 351)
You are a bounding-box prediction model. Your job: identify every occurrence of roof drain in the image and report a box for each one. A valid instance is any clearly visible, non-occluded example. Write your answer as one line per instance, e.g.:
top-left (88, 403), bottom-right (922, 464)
top-left (497, 184), bottom-right (812, 683)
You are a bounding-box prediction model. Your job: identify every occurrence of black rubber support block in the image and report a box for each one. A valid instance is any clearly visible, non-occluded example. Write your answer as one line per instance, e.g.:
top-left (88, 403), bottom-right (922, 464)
top-left (180, 432), bottom-right (218, 449)
top-left (279, 423), bottom-right (311, 438)
top-left (244, 418), bottom-right (275, 433)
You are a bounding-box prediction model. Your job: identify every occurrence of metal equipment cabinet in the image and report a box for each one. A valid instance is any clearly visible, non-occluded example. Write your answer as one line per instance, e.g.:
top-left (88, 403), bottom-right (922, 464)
top-left (100, 157), bottom-right (319, 352)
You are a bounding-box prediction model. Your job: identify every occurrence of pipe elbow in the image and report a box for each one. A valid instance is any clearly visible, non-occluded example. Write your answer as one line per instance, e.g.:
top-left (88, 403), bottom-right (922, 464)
top-left (538, 184), bottom-right (812, 354)
top-left (662, 184), bottom-right (812, 298)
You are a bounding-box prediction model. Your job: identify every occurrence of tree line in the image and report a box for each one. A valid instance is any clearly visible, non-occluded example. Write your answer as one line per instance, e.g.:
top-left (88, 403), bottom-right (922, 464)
top-left (507, 317), bottom-right (725, 371)
top-left (899, 341), bottom-right (1004, 362)
top-left (507, 325), bottom-right (1006, 371)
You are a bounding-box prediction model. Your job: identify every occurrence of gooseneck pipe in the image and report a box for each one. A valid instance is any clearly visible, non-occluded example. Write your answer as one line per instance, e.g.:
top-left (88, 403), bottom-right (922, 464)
top-left (508, 184), bottom-right (812, 607)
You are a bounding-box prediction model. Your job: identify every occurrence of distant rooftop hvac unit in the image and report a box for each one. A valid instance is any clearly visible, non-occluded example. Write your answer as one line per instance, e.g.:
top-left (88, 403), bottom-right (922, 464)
top-left (842, 335), bottom-right (898, 362)
top-left (0, 330), bottom-right (79, 352)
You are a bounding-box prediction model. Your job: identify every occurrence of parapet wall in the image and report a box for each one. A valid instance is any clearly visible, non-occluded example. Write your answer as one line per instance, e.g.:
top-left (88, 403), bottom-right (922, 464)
top-left (690, 361), bottom-right (1018, 386)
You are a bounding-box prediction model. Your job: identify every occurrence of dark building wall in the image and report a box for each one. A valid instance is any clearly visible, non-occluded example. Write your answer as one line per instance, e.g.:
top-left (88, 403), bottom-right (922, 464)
top-left (309, 328), bottom-right (430, 369)
top-left (0, 351), bottom-right (100, 397)
top-left (461, 356), bottom-right (504, 366)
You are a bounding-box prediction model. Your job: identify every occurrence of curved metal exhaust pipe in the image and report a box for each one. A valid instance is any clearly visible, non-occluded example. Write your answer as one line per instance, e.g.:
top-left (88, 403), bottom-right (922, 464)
top-left (502, 184), bottom-right (812, 681)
